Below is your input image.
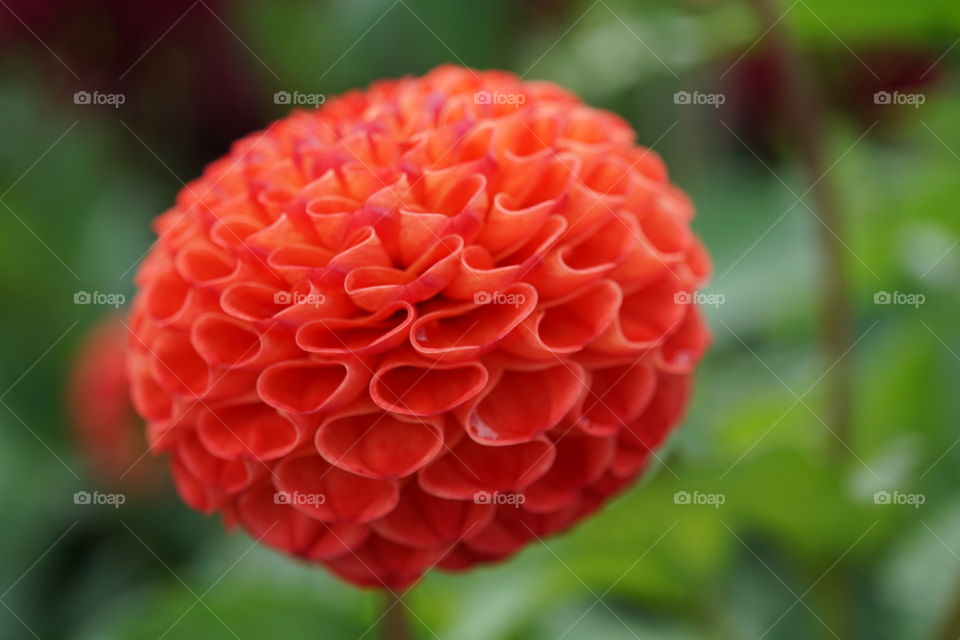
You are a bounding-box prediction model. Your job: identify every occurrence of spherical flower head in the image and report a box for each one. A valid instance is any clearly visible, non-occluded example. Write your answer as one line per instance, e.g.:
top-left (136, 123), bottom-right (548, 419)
top-left (127, 65), bottom-right (711, 589)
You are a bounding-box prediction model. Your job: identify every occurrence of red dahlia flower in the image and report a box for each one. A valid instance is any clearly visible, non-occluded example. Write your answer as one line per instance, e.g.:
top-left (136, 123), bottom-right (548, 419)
top-left (127, 65), bottom-right (711, 589)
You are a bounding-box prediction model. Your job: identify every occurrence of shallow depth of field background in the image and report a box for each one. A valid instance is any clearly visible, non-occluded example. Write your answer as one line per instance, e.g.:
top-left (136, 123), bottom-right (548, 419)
top-left (1, 1), bottom-right (958, 638)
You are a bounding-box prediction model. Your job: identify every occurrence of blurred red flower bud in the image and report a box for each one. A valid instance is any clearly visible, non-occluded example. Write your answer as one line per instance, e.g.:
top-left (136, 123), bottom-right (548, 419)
top-left (68, 314), bottom-right (159, 490)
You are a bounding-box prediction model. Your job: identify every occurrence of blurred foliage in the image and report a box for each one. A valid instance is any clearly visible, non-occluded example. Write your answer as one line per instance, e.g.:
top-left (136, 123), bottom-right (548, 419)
top-left (0, 0), bottom-right (958, 638)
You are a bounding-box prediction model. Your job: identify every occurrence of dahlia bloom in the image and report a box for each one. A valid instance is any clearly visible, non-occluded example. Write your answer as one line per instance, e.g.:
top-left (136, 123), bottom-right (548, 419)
top-left (69, 314), bottom-right (157, 488)
top-left (127, 65), bottom-right (710, 588)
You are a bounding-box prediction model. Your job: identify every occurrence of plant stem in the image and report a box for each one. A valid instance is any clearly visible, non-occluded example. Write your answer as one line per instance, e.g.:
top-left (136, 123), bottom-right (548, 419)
top-left (381, 590), bottom-right (411, 640)
top-left (937, 591), bottom-right (960, 640)
top-left (746, 0), bottom-right (855, 453)
top-left (744, 1), bottom-right (857, 638)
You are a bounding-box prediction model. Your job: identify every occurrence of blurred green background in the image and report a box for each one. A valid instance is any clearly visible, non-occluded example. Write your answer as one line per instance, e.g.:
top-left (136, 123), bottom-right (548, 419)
top-left (1, 0), bottom-right (958, 638)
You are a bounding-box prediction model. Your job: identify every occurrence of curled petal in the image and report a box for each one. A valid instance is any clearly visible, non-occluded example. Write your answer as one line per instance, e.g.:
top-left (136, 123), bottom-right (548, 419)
top-left (220, 282), bottom-right (291, 322)
top-left (372, 482), bottom-right (494, 548)
top-left (492, 149), bottom-right (577, 212)
top-left (500, 280), bottom-right (621, 360)
top-left (328, 226), bottom-right (393, 274)
top-left (574, 362), bottom-right (656, 436)
top-left (370, 351), bottom-right (488, 417)
top-left (623, 146), bottom-right (668, 183)
top-left (297, 302), bottom-right (415, 357)
top-left (611, 433), bottom-right (650, 479)
top-left (142, 269), bottom-right (212, 330)
top-left (174, 243), bottom-right (244, 289)
top-left (526, 214), bottom-right (637, 299)
top-left (258, 358), bottom-right (369, 414)
top-left (397, 172), bottom-right (486, 265)
top-left (344, 236), bottom-right (463, 311)
top-left (622, 372), bottom-right (691, 452)
top-left (607, 231), bottom-right (674, 294)
top-left (197, 402), bottom-right (301, 461)
top-left (266, 243), bottom-right (335, 283)
top-left (176, 433), bottom-right (252, 494)
top-left (442, 245), bottom-right (520, 301)
top-left (128, 353), bottom-right (173, 422)
top-left (410, 282), bottom-right (537, 362)
top-left (274, 454), bottom-right (399, 523)
top-left (304, 194), bottom-right (361, 249)
top-left (556, 178), bottom-right (621, 240)
top-left (171, 454), bottom-right (224, 514)
top-left (316, 404), bottom-right (445, 479)
top-left (344, 160), bottom-right (405, 204)
top-left (579, 154), bottom-right (634, 198)
top-left (272, 281), bottom-right (359, 322)
top-left (657, 303), bottom-right (711, 374)
top-left (209, 213), bottom-right (266, 252)
top-left (465, 501), bottom-right (580, 556)
top-left (191, 313), bottom-right (299, 370)
top-left (494, 113), bottom-right (559, 157)
top-left (476, 193), bottom-right (555, 257)
top-left (638, 205), bottom-right (691, 260)
top-left (498, 214), bottom-right (567, 270)
top-left (459, 362), bottom-right (584, 445)
top-left (435, 543), bottom-right (499, 571)
top-left (522, 434), bottom-right (615, 513)
top-left (589, 270), bottom-right (686, 356)
top-left (235, 483), bottom-right (367, 560)
top-left (146, 429), bottom-right (178, 457)
top-left (578, 471), bottom-right (635, 516)
top-left (418, 436), bottom-right (556, 499)
top-left (325, 534), bottom-right (444, 589)
top-left (559, 108), bottom-right (633, 149)
top-left (201, 367), bottom-right (260, 404)
top-left (418, 168), bottom-right (488, 221)
top-left (683, 234), bottom-right (712, 288)
top-left (149, 335), bottom-right (210, 397)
